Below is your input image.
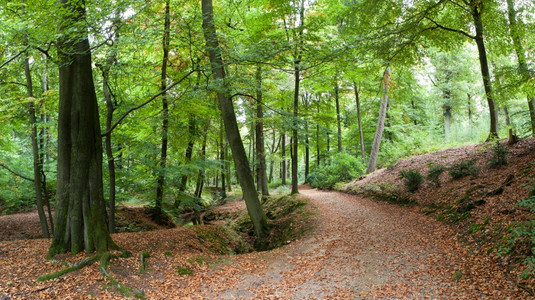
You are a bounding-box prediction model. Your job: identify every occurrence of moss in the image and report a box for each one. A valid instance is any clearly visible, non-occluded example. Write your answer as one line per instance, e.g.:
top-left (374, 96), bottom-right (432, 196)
top-left (176, 266), bottom-right (193, 275)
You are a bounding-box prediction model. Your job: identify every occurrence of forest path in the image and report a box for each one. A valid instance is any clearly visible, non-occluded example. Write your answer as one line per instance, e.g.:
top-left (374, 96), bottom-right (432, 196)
top-left (207, 186), bottom-right (525, 299)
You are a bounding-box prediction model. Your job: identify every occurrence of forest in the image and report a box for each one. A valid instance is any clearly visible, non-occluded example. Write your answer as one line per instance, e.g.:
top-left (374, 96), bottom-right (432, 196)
top-left (1, 0), bottom-right (535, 298)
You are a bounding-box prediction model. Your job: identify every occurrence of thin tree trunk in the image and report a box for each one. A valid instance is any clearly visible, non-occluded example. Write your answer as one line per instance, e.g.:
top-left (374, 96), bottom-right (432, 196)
top-left (255, 66), bottom-right (269, 197)
top-left (49, 0), bottom-right (116, 257)
top-left (467, 93), bottom-right (473, 126)
top-left (194, 125), bottom-right (209, 198)
top-left (23, 36), bottom-right (49, 238)
top-left (366, 68), bottom-right (390, 174)
top-left (201, 0), bottom-right (269, 242)
top-left (100, 60), bottom-right (117, 233)
top-left (155, 0), bottom-right (171, 222)
top-left (175, 115), bottom-right (196, 207)
top-left (503, 105), bottom-right (517, 144)
top-left (304, 121), bottom-right (309, 182)
top-left (281, 132), bottom-right (286, 184)
top-left (219, 121), bottom-right (227, 197)
top-left (506, 0), bottom-right (535, 136)
top-left (353, 82), bottom-right (365, 161)
top-left (471, 3), bottom-right (498, 140)
top-left (334, 81), bottom-right (342, 152)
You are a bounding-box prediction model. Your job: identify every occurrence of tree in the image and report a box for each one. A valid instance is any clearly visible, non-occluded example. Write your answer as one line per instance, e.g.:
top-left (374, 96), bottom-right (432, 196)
top-left (367, 68), bottom-right (390, 174)
top-left (201, 0), bottom-right (269, 243)
top-left (48, 0), bottom-right (116, 256)
top-left (154, 0), bottom-right (171, 223)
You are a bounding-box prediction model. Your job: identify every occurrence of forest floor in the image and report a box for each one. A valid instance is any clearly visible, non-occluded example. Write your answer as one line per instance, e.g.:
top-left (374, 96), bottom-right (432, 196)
top-left (1, 139), bottom-right (535, 299)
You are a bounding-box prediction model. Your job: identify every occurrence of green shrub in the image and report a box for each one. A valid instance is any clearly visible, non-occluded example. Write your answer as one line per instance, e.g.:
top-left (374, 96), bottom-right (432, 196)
top-left (307, 152), bottom-right (365, 189)
top-left (400, 169), bottom-right (423, 193)
top-left (426, 163), bottom-right (445, 187)
top-left (488, 141), bottom-right (508, 168)
top-left (448, 158), bottom-right (479, 179)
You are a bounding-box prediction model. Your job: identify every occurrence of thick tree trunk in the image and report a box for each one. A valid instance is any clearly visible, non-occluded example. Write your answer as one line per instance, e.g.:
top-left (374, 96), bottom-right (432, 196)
top-left (353, 82), bottom-right (365, 161)
top-left (49, 0), bottom-right (116, 257)
top-left (155, 0), bottom-right (171, 222)
top-left (201, 0), bottom-right (269, 241)
top-left (334, 82), bottom-right (342, 153)
top-left (255, 66), bottom-right (269, 197)
top-left (23, 46), bottom-right (50, 238)
top-left (366, 68), bottom-right (390, 174)
top-left (471, 3), bottom-right (498, 140)
top-left (506, 0), bottom-right (535, 136)
top-left (40, 60), bottom-right (53, 233)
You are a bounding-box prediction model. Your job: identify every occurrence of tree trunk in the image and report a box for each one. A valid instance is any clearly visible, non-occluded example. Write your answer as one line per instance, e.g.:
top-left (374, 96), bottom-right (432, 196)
top-left (281, 132), bottom-right (286, 185)
top-left (100, 59), bottom-right (117, 233)
top-left (154, 0), bottom-right (171, 222)
top-left (175, 115), bottom-right (196, 207)
top-left (219, 121), bottom-right (227, 197)
top-left (23, 38), bottom-right (49, 238)
top-left (444, 103), bottom-right (452, 139)
top-left (467, 93), bottom-right (473, 126)
top-left (255, 66), bottom-right (269, 197)
top-left (304, 121), bottom-right (309, 182)
top-left (503, 105), bottom-right (517, 144)
top-left (353, 82), bottom-right (365, 161)
top-left (201, 0), bottom-right (269, 241)
top-left (366, 68), bottom-right (390, 174)
top-left (506, 0), bottom-right (535, 136)
top-left (291, 63), bottom-right (300, 194)
top-left (194, 125), bottom-right (209, 198)
top-left (40, 59), bottom-right (53, 233)
top-left (334, 81), bottom-right (342, 153)
top-left (471, 3), bottom-right (498, 140)
top-left (48, 0), bottom-right (116, 257)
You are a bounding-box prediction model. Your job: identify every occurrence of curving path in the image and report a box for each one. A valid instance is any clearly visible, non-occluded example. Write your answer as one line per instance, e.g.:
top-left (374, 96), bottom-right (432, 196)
top-left (202, 186), bottom-right (528, 299)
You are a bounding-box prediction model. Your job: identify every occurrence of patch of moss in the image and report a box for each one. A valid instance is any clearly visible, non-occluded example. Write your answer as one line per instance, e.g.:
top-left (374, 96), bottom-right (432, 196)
top-left (176, 266), bottom-right (193, 275)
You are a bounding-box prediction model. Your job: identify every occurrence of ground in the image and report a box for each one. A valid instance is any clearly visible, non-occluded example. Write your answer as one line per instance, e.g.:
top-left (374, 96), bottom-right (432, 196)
top-left (1, 139), bottom-right (535, 298)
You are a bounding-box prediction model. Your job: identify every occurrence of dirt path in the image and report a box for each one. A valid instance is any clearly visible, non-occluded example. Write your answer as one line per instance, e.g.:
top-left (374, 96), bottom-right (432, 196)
top-left (205, 186), bottom-right (528, 299)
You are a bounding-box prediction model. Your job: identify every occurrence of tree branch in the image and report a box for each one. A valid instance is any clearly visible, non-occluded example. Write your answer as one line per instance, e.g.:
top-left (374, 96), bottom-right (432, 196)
top-left (0, 163), bottom-right (34, 182)
top-left (425, 17), bottom-right (475, 39)
top-left (101, 69), bottom-right (197, 136)
top-left (0, 46), bottom-right (30, 69)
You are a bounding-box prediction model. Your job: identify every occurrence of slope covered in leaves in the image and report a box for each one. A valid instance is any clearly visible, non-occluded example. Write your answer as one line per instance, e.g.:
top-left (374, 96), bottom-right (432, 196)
top-left (343, 137), bottom-right (535, 294)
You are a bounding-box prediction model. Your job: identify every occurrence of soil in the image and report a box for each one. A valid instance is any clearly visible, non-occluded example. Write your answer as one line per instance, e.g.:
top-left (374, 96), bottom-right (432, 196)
top-left (0, 185), bottom-right (531, 298)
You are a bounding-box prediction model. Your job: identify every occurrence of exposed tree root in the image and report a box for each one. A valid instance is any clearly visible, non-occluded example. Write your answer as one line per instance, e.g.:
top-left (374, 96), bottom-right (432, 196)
top-left (38, 251), bottom-right (145, 298)
top-left (38, 255), bottom-right (99, 281)
top-left (139, 251), bottom-right (150, 274)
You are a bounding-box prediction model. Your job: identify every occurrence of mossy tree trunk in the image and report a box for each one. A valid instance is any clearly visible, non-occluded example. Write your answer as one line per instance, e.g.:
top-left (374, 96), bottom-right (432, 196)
top-left (255, 66), bottom-right (269, 198)
top-left (48, 0), bottom-right (116, 257)
top-left (201, 0), bottom-right (269, 241)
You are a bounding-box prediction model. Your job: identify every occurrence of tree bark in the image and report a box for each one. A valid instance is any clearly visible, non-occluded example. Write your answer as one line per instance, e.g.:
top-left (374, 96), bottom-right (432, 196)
top-left (100, 59), bottom-right (117, 233)
top-left (175, 115), bottom-right (196, 207)
top-left (201, 0), bottom-right (269, 241)
top-left (353, 82), bottom-right (365, 161)
top-left (155, 0), bottom-right (171, 222)
top-left (48, 0), bottom-right (116, 257)
top-left (219, 121), bottom-right (227, 197)
top-left (506, 0), bottom-right (535, 136)
top-left (471, 2), bottom-right (498, 140)
top-left (194, 125), bottom-right (209, 198)
top-left (255, 66), bottom-right (269, 197)
top-left (334, 81), bottom-right (342, 152)
top-left (366, 68), bottom-right (390, 174)
top-left (304, 121), bottom-right (309, 182)
top-left (281, 132), bottom-right (286, 184)
top-left (467, 93), bottom-right (473, 126)
top-left (23, 41), bottom-right (50, 238)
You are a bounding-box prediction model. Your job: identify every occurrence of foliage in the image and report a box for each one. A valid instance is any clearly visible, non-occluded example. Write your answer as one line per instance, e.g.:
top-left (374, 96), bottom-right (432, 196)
top-left (488, 141), bottom-right (508, 168)
top-left (307, 153), bottom-right (365, 190)
top-left (448, 159), bottom-right (480, 180)
top-left (399, 169), bottom-right (423, 193)
top-left (426, 163), bottom-right (445, 187)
